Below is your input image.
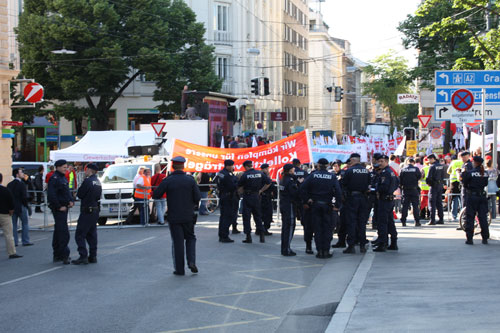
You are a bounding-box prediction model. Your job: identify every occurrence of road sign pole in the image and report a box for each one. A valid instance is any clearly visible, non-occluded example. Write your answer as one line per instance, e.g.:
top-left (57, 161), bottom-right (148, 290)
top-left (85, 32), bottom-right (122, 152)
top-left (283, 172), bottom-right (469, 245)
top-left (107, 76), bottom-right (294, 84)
top-left (482, 88), bottom-right (486, 158)
top-left (494, 120), bottom-right (498, 170)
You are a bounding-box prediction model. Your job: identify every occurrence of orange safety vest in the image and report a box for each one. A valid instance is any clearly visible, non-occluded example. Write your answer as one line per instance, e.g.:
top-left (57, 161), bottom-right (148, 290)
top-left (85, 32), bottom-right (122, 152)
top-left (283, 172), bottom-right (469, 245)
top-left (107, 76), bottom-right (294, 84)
top-left (134, 175), bottom-right (151, 199)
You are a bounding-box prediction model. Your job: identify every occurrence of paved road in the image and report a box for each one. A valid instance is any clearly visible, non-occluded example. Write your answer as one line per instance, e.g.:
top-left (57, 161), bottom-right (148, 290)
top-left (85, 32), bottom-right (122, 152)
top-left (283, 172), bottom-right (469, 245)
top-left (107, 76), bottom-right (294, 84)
top-left (2, 212), bottom-right (500, 332)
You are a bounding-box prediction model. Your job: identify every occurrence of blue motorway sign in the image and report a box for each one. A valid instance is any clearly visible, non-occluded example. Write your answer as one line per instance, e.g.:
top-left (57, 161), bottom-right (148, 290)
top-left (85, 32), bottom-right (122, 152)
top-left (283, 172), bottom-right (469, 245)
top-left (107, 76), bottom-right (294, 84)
top-left (435, 88), bottom-right (500, 104)
top-left (436, 70), bottom-right (500, 87)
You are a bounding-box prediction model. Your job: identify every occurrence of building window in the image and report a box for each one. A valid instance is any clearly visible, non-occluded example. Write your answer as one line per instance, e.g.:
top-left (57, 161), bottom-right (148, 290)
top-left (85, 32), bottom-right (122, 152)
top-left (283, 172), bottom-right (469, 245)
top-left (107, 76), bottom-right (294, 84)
top-left (215, 4), bottom-right (229, 31)
top-left (216, 56), bottom-right (229, 79)
top-left (292, 107), bottom-right (297, 121)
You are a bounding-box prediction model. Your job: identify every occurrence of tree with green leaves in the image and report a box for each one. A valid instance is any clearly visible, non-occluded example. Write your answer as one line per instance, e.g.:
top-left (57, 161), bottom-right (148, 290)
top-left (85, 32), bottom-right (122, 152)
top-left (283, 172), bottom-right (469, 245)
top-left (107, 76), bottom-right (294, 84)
top-left (362, 51), bottom-right (414, 130)
top-left (398, 0), bottom-right (483, 84)
top-left (16, 0), bottom-right (222, 132)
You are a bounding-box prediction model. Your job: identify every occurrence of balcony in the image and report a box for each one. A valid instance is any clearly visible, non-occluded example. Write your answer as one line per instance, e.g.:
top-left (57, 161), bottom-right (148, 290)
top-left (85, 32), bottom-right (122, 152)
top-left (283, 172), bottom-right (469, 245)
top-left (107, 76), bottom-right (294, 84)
top-left (221, 79), bottom-right (233, 94)
top-left (214, 31), bottom-right (232, 45)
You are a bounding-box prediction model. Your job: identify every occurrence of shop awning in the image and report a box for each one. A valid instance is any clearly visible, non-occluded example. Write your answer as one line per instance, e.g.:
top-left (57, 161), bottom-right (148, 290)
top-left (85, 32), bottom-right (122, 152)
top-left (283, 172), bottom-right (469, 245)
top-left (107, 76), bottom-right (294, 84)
top-left (49, 131), bottom-right (155, 162)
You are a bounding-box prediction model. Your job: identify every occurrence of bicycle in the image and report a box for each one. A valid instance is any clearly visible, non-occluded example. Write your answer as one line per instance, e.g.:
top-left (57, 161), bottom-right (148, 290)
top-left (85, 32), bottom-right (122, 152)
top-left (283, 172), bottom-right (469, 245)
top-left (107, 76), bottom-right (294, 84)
top-left (458, 206), bottom-right (492, 234)
top-left (206, 187), bottom-right (219, 214)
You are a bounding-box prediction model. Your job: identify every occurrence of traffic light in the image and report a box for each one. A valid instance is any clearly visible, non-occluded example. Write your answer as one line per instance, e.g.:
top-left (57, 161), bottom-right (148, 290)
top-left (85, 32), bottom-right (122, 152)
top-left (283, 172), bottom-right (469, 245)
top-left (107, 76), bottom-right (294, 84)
top-left (403, 127), bottom-right (416, 141)
top-left (326, 86), bottom-right (333, 93)
top-left (251, 78), bottom-right (259, 96)
top-left (334, 86), bottom-right (344, 102)
top-left (263, 77), bottom-right (270, 96)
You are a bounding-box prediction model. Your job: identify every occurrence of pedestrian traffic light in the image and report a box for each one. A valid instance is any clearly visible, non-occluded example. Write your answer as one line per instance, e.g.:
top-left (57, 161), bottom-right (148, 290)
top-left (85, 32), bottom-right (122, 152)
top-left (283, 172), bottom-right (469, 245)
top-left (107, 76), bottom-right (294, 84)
top-left (251, 78), bottom-right (259, 96)
top-left (334, 86), bottom-right (344, 102)
top-left (263, 77), bottom-right (270, 96)
top-left (403, 127), bottom-right (416, 141)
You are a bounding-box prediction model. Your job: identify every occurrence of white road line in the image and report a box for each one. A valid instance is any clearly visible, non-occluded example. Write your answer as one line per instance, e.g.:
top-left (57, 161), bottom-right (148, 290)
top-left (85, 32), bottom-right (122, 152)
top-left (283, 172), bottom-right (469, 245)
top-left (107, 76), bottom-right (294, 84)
top-left (0, 267), bottom-right (62, 287)
top-left (115, 236), bottom-right (156, 250)
top-left (325, 252), bottom-right (375, 333)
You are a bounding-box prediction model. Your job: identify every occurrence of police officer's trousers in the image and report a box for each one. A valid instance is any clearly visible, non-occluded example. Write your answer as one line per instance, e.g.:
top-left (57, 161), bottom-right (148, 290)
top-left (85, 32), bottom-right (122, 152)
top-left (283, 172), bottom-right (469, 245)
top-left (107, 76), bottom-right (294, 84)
top-left (377, 200), bottom-right (397, 246)
top-left (346, 194), bottom-right (369, 247)
top-left (169, 221), bottom-right (196, 275)
top-left (400, 189), bottom-right (420, 224)
top-left (218, 195), bottom-right (234, 239)
top-left (242, 193), bottom-right (264, 234)
top-left (300, 206), bottom-right (314, 244)
top-left (465, 195), bottom-right (489, 241)
top-left (336, 205), bottom-right (348, 245)
top-left (261, 194), bottom-right (273, 230)
top-left (311, 202), bottom-right (334, 251)
top-left (75, 211), bottom-right (98, 258)
top-left (280, 201), bottom-right (296, 254)
top-left (231, 196), bottom-right (239, 229)
top-left (429, 185), bottom-right (444, 223)
top-left (52, 210), bottom-right (70, 259)
top-left (369, 193), bottom-right (378, 229)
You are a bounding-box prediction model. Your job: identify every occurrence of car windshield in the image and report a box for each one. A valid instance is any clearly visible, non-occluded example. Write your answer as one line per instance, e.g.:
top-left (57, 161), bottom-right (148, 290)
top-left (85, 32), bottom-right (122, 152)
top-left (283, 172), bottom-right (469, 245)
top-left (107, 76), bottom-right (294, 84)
top-left (101, 165), bottom-right (146, 183)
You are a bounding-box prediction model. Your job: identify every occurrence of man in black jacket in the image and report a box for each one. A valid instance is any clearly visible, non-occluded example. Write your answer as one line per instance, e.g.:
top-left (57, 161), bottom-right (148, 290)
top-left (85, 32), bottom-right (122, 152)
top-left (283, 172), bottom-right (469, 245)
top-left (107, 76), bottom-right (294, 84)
top-left (0, 173), bottom-right (22, 259)
top-left (7, 168), bottom-right (33, 247)
top-left (153, 156), bottom-right (201, 276)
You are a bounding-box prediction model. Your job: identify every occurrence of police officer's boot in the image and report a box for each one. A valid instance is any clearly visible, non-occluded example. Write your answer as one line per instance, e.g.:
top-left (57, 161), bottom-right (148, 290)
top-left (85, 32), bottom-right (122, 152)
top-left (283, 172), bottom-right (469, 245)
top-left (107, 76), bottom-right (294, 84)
top-left (71, 256), bottom-right (89, 265)
top-left (305, 241), bottom-right (313, 254)
top-left (324, 250), bottom-right (333, 258)
top-left (465, 233), bottom-right (474, 245)
top-left (415, 221), bottom-right (421, 227)
top-left (401, 220), bottom-right (406, 227)
top-left (373, 243), bottom-right (387, 252)
top-left (242, 233), bottom-right (252, 244)
top-left (332, 240), bottom-right (346, 248)
top-left (387, 240), bottom-right (398, 251)
top-left (88, 256), bottom-right (97, 263)
top-left (259, 233), bottom-right (265, 243)
top-left (316, 250), bottom-right (324, 259)
top-left (343, 245), bottom-right (356, 254)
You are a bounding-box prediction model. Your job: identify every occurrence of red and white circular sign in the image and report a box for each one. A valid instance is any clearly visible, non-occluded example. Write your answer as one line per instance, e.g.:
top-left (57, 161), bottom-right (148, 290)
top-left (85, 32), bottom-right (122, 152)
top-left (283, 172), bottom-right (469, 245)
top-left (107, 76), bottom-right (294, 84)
top-left (23, 82), bottom-right (44, 103)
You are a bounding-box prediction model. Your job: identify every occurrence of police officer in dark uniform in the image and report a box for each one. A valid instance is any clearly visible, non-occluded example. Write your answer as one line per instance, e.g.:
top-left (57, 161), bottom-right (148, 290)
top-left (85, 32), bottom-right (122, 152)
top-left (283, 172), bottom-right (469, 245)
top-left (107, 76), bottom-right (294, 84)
top-left (47, 159), bottom-right (75, 264)
top-left (280, 164), bottom-right (300, 256)
top-left (260, 163), bottom-right (275, 236)
top-left (301, 158), bottom-right (342, 258)
top-left (72, 163), bottom-right (102, 265)
top-left (369, 153), bottom-right (382, 231)
top-left (399, 158), bottom-right (422, 227)
top-left (342, 153), bottom-right (371, 254)
top-left (332, 159), bottom-right (349, 248)
top-left (462, 156), bottom-right (489, 245)
top-left (153, 156), bottom-right (201, 276)
top-left (374, 155), bottom-right (399, 252)
top-left (426, 154), bottom-right (445, 225)
top-left (216, 160), bottom-right (238, 243)
top-left (238, 160), bottom-right (271, 243)
top-left (293, 158), bottom-right (312, 254)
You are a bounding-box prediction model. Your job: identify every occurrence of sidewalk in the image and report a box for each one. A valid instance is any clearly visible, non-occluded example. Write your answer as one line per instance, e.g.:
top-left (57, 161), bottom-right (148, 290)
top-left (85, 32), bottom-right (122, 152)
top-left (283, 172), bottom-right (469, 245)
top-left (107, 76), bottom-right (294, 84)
top-left (326, 220), bottom-right (500, 332)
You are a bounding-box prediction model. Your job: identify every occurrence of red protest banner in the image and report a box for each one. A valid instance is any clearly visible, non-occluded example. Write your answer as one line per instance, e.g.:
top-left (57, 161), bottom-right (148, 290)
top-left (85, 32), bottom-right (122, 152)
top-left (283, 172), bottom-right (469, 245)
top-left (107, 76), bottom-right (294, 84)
top-left (170, 131), bottom-right (312, 177)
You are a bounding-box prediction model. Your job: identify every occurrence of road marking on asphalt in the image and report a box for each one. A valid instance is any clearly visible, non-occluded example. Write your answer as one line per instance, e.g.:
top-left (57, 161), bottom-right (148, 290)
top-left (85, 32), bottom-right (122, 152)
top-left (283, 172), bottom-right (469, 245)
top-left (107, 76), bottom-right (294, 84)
top-left (0, 267), bottom-right (62, 287)
top-left (325, 252), bottom-right (375, 333)
top-left (161, 317), bottom-right (279, 333)
top-left (115, 236), bottom-right (156, 250)
top-left (168, 255), bottom-right (320, 332)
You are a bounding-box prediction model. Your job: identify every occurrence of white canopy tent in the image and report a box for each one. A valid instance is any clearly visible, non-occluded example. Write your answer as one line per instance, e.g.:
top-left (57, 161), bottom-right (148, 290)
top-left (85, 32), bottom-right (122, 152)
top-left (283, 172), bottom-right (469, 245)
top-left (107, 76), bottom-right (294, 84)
top-left (49, 131), bottom-right (156, 162)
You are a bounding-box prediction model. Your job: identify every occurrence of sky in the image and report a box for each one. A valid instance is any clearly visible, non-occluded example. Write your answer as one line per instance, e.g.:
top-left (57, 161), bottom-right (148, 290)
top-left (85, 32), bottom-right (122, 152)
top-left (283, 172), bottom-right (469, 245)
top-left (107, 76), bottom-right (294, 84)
top-left (314, 0), bottom-right (422, 66)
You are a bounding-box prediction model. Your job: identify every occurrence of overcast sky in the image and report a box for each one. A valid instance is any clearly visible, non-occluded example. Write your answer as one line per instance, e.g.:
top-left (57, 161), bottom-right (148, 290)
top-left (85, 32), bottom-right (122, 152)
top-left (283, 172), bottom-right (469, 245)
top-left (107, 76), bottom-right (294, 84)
top-left (313, 0), bottom-right (422, 66)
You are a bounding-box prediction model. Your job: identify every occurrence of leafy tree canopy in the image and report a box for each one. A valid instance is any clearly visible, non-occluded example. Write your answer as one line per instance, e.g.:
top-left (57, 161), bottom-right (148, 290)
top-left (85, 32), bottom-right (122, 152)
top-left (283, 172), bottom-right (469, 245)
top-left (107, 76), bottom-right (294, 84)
top-left (362, 51), bottom-right (415, 130)
top-left (16, 0), bottom-right (222, 131)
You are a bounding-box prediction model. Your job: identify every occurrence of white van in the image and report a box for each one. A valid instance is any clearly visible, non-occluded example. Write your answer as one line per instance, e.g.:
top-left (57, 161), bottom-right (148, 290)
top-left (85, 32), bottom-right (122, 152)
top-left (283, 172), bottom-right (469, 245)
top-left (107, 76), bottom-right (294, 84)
top-left (98, 156), bottom-right (168, 225)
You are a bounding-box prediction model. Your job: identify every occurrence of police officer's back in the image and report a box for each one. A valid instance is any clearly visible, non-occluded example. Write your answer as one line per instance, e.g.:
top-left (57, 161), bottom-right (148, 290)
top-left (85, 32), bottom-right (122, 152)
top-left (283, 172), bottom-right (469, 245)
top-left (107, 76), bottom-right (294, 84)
top-left (72, 163), bottom-right (102, 265)
top-left (47, 159), bottom-right (74, 264)
top-left (462, 156), bottom-right (489, 244)
top-left (426, 154), bottom-right (445, 225)
top-left (399, 158), bottom-right (422, 227)
top-left (153, 156), bottom-right (201, 275)
top-left (238, 160), bottom-right (271, 243)
top-left (216, 160), bottom-right (238, 242)
top-left (301, 158), bottom-right (342, 258)
top-left (342, 154), bottom-right (371, 253)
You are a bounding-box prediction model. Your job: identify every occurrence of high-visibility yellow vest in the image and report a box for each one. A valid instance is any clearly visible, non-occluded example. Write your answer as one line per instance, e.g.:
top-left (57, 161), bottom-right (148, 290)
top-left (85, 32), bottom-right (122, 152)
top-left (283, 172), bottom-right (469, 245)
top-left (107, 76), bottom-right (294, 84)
top-left (420, 166), bottom-right (430, 190)
top-left (449, 159), bottom-right (463, 183)
top-left (69, 172), bottom-right (75, 189)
